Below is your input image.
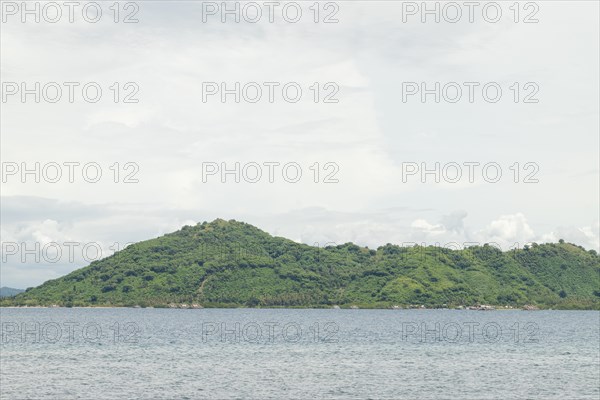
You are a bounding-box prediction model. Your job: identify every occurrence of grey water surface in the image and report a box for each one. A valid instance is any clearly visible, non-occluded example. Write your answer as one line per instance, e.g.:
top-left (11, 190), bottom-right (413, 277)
top-left (1, 308), bottom-right (598, 399)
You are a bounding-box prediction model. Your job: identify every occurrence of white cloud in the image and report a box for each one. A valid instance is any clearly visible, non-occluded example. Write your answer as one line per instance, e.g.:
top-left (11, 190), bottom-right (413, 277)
top-left (476, 213), bottom-right (535, 245)
top-left (1, 2), bottom-right (598, 287)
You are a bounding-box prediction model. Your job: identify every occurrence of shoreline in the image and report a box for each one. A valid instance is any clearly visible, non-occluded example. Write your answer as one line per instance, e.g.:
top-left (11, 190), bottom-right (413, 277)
top-left (2, 305), bottom-right (598, 311)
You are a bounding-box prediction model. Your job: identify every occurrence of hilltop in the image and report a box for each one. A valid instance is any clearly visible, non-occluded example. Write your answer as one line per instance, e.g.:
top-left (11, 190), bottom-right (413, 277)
top-left (3, 219), bottom-right (599, 309)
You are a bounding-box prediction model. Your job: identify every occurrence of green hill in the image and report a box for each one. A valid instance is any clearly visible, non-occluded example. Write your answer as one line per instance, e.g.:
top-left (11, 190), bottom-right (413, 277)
top-left (3, 219), bottom-right (599, 309)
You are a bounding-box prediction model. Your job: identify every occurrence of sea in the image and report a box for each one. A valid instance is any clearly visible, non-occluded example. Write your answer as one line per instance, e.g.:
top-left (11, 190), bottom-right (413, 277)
top-left (1, 308), bottom-right (599, 399)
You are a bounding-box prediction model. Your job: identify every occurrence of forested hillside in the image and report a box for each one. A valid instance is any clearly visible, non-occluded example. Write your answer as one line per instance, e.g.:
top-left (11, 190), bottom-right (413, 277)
top-left (4, 219), bottom-right (599, 309)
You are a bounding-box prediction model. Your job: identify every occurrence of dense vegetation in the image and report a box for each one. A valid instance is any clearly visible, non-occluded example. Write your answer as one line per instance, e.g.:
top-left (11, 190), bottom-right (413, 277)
top-left (3, 219), bottom-right (599, 309)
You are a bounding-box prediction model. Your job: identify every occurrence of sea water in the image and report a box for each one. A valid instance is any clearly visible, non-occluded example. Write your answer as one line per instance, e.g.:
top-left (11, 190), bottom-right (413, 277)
top-left (1, 308), bottom-right (598, 399)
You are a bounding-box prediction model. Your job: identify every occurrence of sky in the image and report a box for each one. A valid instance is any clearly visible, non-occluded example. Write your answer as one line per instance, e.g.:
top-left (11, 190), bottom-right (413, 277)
top-left (1, 1), bottom-right (599, 288)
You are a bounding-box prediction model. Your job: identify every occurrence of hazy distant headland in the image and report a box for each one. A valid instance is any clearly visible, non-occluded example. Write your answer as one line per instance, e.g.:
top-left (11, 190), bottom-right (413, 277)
top-left (0, 287), bottom-right (25, 298)
top-left (3, 219), bottom-right (599, 309)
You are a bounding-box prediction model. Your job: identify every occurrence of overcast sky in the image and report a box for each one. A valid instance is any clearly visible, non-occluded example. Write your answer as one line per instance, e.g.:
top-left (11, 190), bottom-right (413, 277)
top-left (1, 1), bottom-right (599, 288)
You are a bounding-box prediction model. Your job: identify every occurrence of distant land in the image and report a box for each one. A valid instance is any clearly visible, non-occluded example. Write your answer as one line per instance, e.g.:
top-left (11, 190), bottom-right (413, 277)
top-left (2, 219), bottom-right (599, 309)
top-left (0, 287), bottom-right (25, 298)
